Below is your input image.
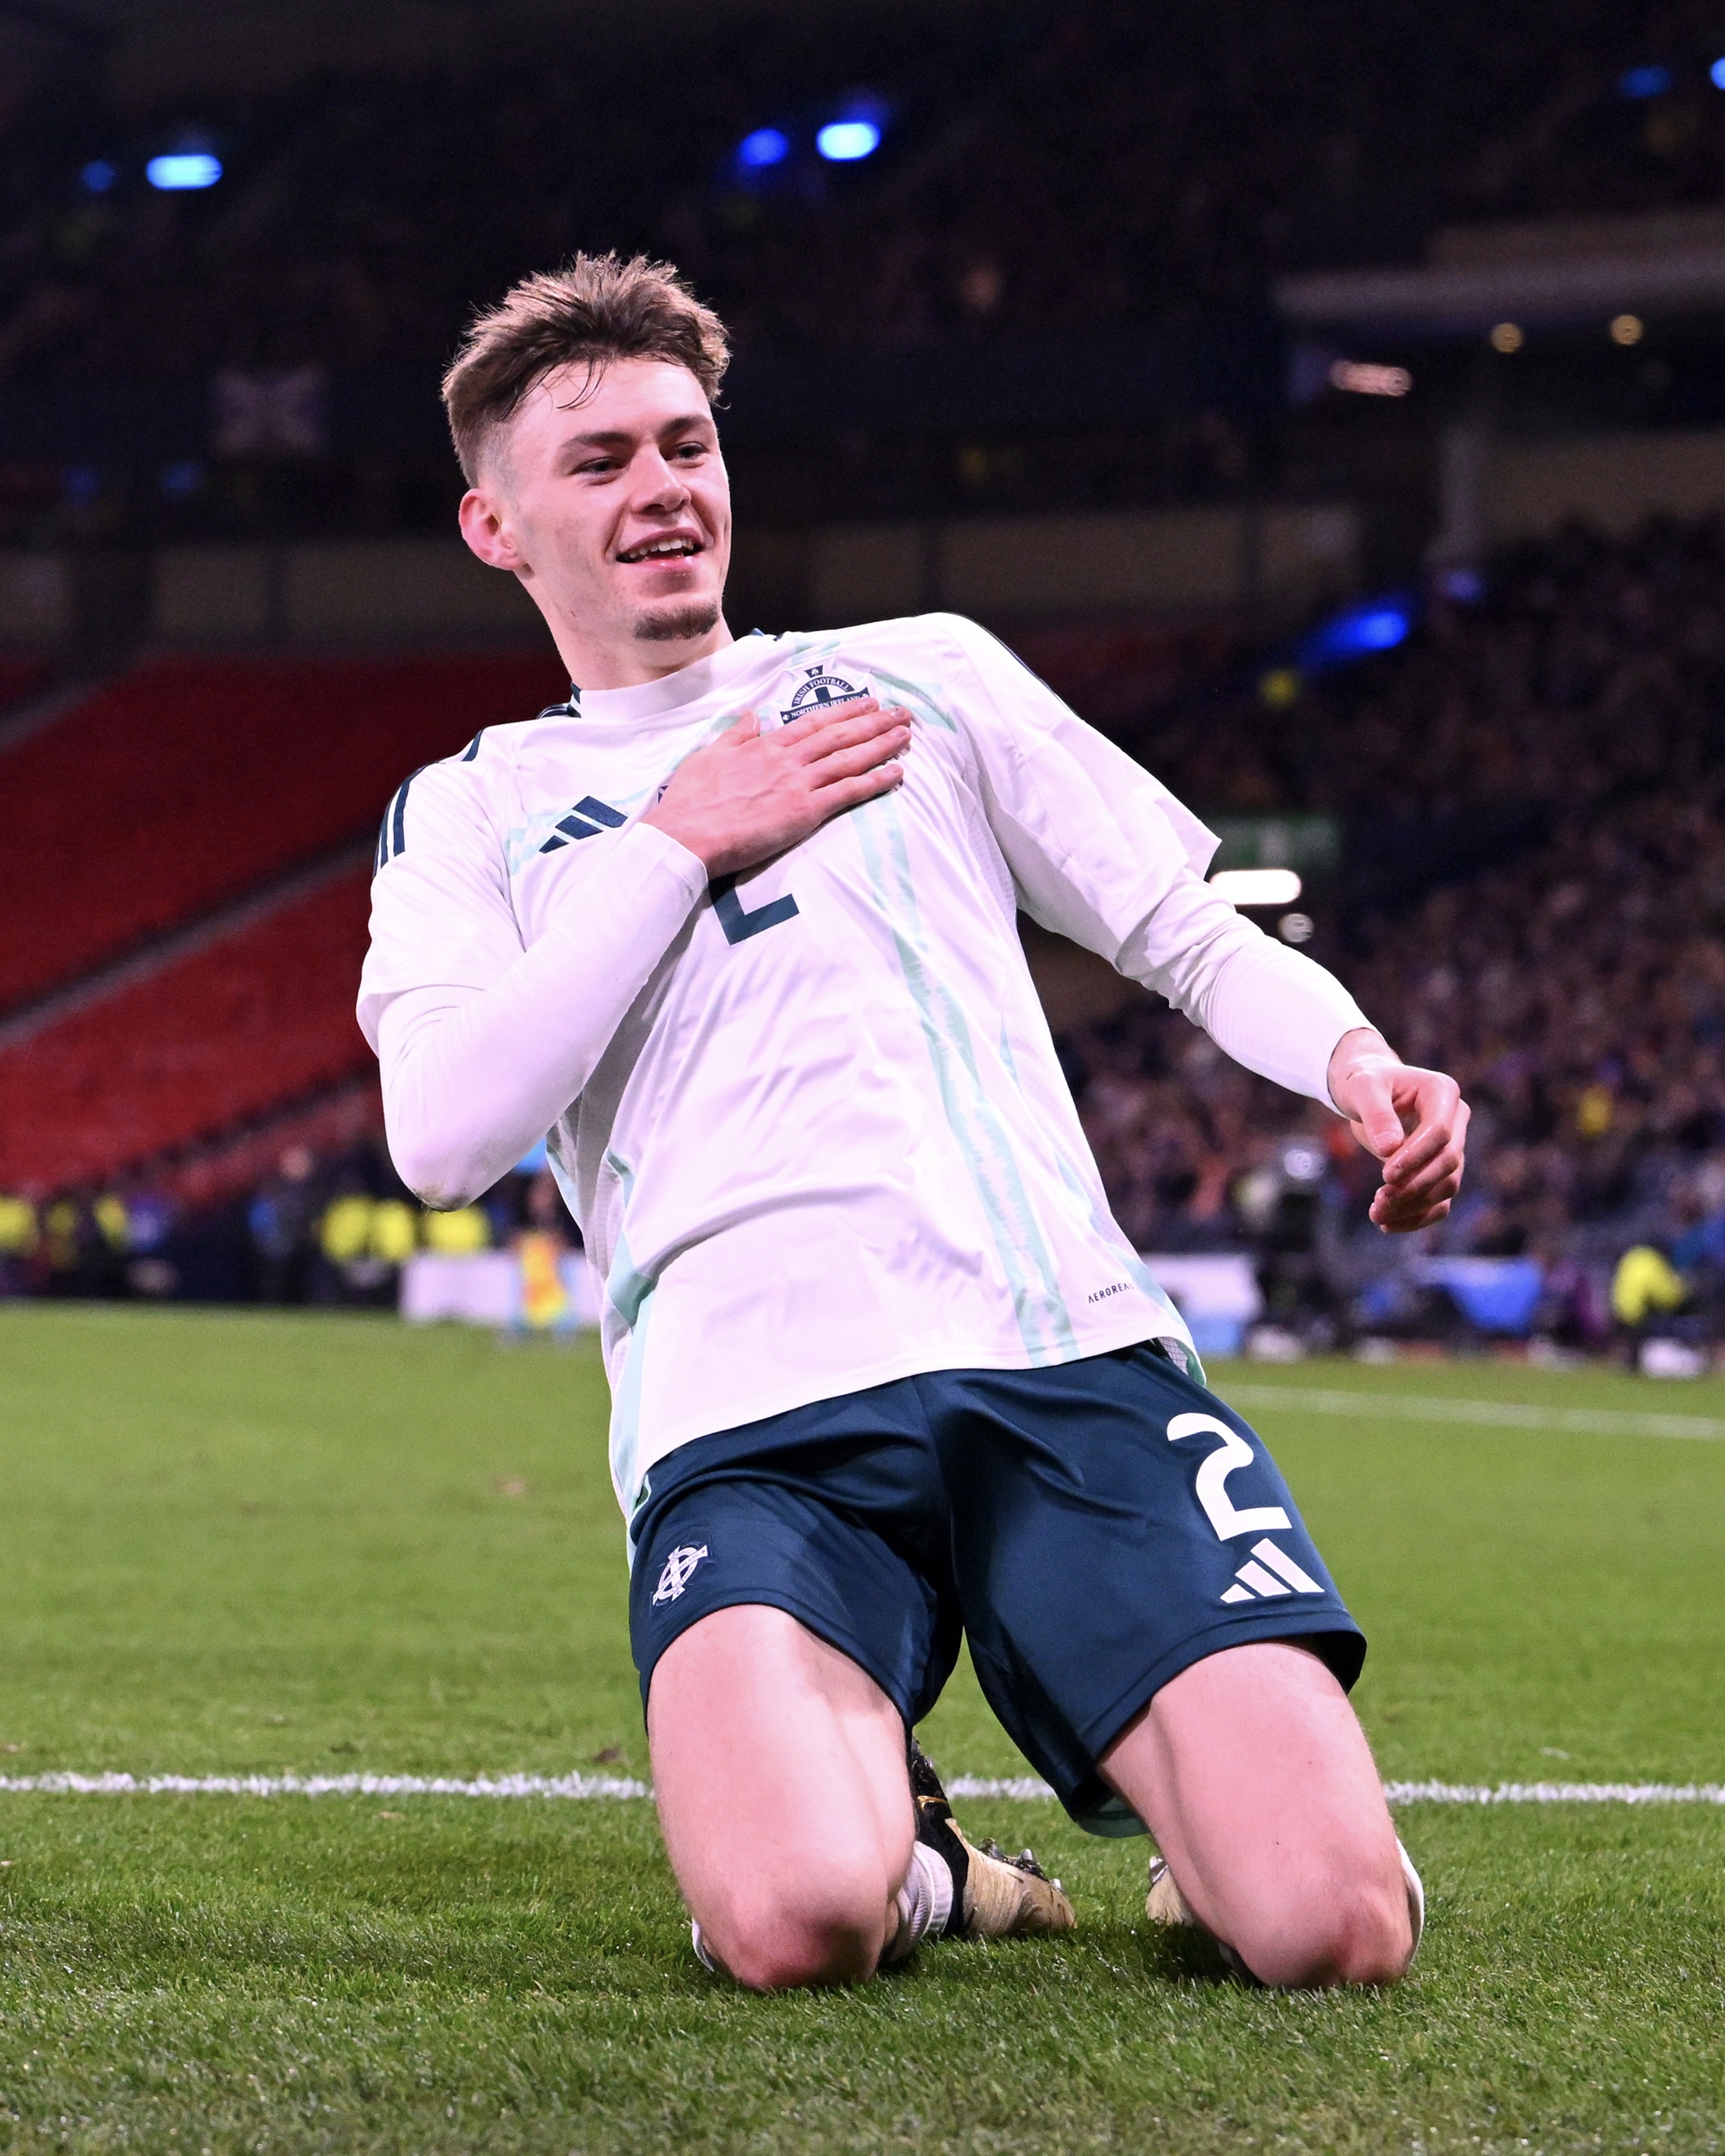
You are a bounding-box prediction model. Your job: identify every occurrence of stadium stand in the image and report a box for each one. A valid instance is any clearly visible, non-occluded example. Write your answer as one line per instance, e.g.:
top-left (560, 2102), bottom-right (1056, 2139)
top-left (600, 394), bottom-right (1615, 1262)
top-left (0, 858), bottom-right (372, 1193)
top-left (0, 658), bottom-right (49, 720)
top-left (0, 650), bottom-right (565, 1015)
top-left (1049, 514), bottom-right (1725, 1346)
top-left (8, 515), bottom-right (1725, 1351)
top-left (0, 2), bottom-right (1712, 388)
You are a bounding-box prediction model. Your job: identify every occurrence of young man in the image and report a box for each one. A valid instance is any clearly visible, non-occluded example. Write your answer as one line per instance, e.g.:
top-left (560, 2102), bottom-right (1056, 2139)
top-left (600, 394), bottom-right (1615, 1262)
top-left (360, 254), bottom-right (1468, 1993)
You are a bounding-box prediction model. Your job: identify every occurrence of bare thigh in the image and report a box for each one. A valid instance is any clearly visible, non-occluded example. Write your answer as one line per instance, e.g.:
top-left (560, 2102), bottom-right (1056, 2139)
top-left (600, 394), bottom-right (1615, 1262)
top-left (648, 1603), bottom-right (915, 1990)
top-left (1102, 1639), bottom-right (1412, 1987)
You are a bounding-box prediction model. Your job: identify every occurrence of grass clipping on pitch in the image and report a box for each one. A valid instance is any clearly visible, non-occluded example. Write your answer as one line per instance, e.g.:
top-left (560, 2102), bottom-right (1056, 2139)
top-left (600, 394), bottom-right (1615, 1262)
top-left (1, 1305), bottom-right (1722, 2155)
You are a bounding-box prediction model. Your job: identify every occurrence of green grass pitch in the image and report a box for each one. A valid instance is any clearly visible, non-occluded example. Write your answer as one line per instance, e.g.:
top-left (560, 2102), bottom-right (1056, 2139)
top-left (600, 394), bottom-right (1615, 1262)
top-left (1, 1304), bottom-right (1723, 2154)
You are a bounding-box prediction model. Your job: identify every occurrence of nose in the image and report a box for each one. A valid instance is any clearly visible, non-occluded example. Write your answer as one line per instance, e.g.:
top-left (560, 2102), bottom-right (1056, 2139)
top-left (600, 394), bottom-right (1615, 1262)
top-left (633, 448), bottom-right (691, 515)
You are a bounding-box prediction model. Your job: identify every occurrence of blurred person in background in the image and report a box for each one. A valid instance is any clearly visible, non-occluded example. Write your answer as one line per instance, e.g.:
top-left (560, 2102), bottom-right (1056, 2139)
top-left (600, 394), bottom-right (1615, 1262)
top-left (247, 1145), bottom-right (321, 1304)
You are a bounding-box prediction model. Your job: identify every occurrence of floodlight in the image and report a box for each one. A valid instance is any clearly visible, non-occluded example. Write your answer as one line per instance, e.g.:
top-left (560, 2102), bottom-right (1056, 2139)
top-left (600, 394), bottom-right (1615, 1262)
top-left (1327, 359), bottom-right (1412, 397)
top-left (1300, 595), bottom-right (1414, 667)
top-left (816, 120), bottom-right (880, 161)
top-left (738, 128), bottom-right (789, 168)
top-left (146, 153), bottom-right (222, 191)
top-left (1211, 869), bottom-right (1302, 908)
top-left (1712, 56), bottom-right (1725, 88)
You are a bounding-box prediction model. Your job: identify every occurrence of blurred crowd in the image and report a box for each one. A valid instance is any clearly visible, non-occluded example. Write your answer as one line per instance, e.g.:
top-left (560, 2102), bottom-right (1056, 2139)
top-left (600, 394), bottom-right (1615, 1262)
top-left (10, 515), bottom-right (1725, 1357)
top-left (1058, 515), bottom-right (1725, 1355)
top-left (14, 516), bottom-right (1725, 1357)
top-left (0, 1138), bottom-right (580, 1315)
top-left (6, 0), bottom-right (1724, 392)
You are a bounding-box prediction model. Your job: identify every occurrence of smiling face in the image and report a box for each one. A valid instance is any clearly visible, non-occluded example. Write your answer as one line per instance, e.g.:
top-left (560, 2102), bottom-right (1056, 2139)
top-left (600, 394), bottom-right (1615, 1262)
top-left (456, 356), bottom-right (732, 689)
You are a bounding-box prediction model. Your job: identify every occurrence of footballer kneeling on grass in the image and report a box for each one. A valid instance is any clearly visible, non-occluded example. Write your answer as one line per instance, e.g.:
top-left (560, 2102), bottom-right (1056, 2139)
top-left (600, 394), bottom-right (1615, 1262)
top-left (358, 254), bottom-right (1466, 1991)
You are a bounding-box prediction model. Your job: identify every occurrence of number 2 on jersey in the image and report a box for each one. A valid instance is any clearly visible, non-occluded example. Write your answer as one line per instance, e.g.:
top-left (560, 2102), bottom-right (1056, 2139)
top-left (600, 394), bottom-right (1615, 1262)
top-left (710, 872), bottom-right (800, 945)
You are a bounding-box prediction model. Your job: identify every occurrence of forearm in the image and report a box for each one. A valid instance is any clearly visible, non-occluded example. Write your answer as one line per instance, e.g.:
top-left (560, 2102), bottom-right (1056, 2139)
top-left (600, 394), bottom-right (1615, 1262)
top-left (1119, 875), bottom-right (1370, 1103)
top-left (377, 825), bottom-right (706, 1206)
top-left (1199, 937), bottom-right (1373, 1103)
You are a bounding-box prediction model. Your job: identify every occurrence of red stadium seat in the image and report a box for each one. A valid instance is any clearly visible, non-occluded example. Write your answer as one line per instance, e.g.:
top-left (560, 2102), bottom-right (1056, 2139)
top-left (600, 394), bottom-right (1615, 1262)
top-left (0, 651), bottom-right (565, 1017)
top-left (0, 863), bottom-right (377, 1192)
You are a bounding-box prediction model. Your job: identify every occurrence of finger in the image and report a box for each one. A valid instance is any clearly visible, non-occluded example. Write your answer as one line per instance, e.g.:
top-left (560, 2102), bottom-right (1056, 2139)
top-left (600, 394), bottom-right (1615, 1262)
top-left (1375, 1197), bottom-right (1453, 1235)
top-left (806, 725), bottom-right (912, 785)
top-left (788, 701), bottom-right (910, 759)
top-left (1382, 1118), bottom-right (1460, 1186)
top-left (814, 763), bottom-right (906, 814)
top-left (780, 694), bottom-right (883, 743)
top-left (802, 702), bottom-right (910, 754)
top-left (1373, 1173), bottom-right (1462, 1228)
top-left (1372, 1169), bottom-right (1458, 1219)
top-left (1373, 1162), bottom-right (1462, 1222)
top-left (1381, 1082), bottom-right (1466, 1183)
top-left (1386, 1151), bottom-right (1466, 1208)
top-left (1345, 1071), bottom-right (1406, 1161)
top-left (719, 713), bottom-right (763, 747)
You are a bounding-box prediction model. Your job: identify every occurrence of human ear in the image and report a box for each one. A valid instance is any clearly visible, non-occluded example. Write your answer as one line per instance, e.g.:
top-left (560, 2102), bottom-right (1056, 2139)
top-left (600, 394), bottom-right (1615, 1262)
top-left (458, 485), bottom-right (526, 572)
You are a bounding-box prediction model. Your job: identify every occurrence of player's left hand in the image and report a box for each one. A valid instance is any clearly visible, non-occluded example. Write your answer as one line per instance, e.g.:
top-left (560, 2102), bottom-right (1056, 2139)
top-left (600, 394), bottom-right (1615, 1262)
top-left (1327, 1028), bottom-right (1471, 1234)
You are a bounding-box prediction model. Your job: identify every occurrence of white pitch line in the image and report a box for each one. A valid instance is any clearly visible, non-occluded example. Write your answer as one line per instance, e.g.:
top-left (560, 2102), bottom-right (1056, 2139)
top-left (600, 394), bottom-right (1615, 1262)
top-left (2, 1772), bottom-right (1723, 1806)
top-left (0, 1771), bottom-right (651, 1799)
top-left (1223, 1383), bottom-right (1725, 1443)
top-left (1384, 1781), bottom-right (1725, 1805)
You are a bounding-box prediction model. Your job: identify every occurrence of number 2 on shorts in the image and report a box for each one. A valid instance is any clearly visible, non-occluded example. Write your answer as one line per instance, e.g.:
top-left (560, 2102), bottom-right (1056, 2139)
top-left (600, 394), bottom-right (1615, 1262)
top-left (1167, 1412), bottom-right (1293, 1542)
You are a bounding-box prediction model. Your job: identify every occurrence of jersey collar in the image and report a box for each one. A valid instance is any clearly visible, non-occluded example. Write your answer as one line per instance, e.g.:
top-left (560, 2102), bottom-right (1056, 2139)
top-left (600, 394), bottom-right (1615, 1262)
top-left (571, 635), bottom-right (782, 728)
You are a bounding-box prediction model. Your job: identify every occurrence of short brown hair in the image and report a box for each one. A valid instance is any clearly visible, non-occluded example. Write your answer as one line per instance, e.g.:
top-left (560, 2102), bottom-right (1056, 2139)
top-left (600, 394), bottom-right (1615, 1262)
top-left (441, 252), bottom-right (730, 483)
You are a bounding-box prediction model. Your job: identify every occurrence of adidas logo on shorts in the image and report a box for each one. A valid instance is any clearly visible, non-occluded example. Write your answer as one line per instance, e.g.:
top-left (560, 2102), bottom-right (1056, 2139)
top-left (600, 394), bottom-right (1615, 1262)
top-left (652, 1543), bottom-right (710, 1605)
top-left (1220, 1538), bottom-right (1324, 1605)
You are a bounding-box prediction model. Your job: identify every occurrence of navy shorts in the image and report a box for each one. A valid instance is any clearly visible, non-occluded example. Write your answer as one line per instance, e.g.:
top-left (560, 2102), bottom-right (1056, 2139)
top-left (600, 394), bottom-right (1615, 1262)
top-left (628, 1342), bottom-right (1364, 1835)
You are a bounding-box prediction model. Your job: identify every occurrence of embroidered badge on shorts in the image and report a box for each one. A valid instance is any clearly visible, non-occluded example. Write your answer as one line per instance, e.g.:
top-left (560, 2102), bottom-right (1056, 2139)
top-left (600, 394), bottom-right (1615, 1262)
top-left (652, 1543), bottom-right (710, 1605)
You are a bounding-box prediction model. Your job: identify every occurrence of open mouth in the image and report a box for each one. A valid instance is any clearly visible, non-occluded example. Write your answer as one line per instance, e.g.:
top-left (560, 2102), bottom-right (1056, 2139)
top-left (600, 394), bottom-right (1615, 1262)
top-left (616, 536), bottom-right (703, 565)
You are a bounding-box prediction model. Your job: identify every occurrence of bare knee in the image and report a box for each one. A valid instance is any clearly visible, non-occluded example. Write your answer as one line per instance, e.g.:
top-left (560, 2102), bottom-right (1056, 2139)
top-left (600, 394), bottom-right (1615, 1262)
top-left (699, 1866), bottom-right (892, 1991)
top-left (1234, 1865), bottom-right (1413, 1990)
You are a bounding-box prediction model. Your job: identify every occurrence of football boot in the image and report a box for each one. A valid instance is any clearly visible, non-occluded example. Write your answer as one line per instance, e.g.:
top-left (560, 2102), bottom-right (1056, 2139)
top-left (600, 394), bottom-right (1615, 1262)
top-left (910, 1737), bottom-right (1075, 1939)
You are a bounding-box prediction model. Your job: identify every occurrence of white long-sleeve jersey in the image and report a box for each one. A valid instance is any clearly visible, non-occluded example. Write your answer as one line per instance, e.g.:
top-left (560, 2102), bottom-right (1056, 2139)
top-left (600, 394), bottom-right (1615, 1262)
top-left (358, 614), bottom-right (1369, 1519)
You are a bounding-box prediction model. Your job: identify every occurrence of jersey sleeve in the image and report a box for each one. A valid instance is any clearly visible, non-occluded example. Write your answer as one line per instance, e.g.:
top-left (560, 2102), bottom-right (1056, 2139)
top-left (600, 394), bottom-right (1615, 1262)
top-left (930, 615), bottom-right (1371, 1104)
top-left (929, 613), bottom-right (1219, 963)
top-left (357, 754), bottom-right (709, 1206)
top-left (357, 761), bottom-right (524, 1053)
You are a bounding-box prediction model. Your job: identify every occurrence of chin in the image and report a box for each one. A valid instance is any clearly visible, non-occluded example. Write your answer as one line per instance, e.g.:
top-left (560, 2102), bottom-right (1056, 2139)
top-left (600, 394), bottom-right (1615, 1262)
top-left (633, 598), bottom-right (722, 645)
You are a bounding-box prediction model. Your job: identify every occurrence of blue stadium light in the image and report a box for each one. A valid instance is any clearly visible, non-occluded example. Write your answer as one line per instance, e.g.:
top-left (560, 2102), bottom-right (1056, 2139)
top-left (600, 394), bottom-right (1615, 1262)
top-left (1619, 63), bottom-right (1674, 98)
top-left (738, 128), bottom-right (789, 168)
top-left (1436, 565), bottom-right (1485, 604)
top-left (146, 152), bottom-right (222, 191)
top-left (816, 119), bottom-right (880, 162)
top-left (1344, 606), bottom-right (1410, 650)
top-left (1300, 594), bottom-right (1415, 668)
top-left (80, 159), bottom-right (116, 193)
top-left (1712, 56), bottom-right (1725, 89)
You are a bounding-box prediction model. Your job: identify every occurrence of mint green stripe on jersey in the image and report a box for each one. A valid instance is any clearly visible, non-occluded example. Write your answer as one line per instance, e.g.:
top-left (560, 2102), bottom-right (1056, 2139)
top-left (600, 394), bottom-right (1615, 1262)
top-left (862, 662), bottom-right (958, 733)
top-left (610, 1284), bottom-right (656, 1540)
top-left (853, 795), bottom-right (1076, 1363)
top-left (601, 1150), bottom-right (656, 1517)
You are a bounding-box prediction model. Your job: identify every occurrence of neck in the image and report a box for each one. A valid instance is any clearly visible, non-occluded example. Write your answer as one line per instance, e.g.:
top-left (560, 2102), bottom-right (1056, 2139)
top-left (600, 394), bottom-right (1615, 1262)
top-left (550, 613), bottom-right (735, 692)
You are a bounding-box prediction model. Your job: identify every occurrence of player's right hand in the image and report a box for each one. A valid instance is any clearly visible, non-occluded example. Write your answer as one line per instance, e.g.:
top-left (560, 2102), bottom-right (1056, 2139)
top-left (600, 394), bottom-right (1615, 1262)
top-left (642, 695), bottom-right (910, 877)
